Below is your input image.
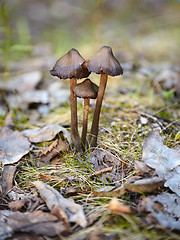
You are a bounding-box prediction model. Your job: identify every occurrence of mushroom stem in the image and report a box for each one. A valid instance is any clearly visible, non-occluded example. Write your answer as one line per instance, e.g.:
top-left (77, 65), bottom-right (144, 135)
top-left (70, 78), bottom-right (81, 150)
top-left (89, 74), bottom-right (108, 147)
top-left (81, 98), bottom-right (90, 151)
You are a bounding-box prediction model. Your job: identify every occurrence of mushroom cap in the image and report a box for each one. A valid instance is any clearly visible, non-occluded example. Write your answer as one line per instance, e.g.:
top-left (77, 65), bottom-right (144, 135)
top-left (73, 78), bottom-right (99, 99)
top-left (87, 46), bottom-right (123, 76)
top-left (50, 48), bottom-right (90, 79)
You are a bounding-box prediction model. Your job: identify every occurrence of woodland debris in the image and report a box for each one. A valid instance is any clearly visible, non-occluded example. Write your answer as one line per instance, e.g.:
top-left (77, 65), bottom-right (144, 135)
top-left (138, 192), bottom-right (180, 231)
top-left (0, 165), bottom-right (17, 195)
top-left (0, 127), bottom-right (31, 165)
top-left (33, 181), bottom-right (87, 227)
top-left (38, 138), bottom-right (69, 164)
top-left (135, 130), bottom-right (180, 196)
top-left (22, 124), bottom-right (71, 143)
top-left (0, 210), bottom-right (67, 240)
top-left (8, 198), bottom-right (27, 211)
top-left (108, 198), bottom-right (132, 214)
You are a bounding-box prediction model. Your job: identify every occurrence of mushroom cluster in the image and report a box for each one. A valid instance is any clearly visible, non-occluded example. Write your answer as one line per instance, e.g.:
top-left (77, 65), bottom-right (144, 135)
top-left (50, 46), bottom-right (123, 151)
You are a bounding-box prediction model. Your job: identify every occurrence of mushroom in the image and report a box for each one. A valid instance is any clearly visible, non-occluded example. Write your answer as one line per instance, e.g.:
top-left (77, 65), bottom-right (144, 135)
top-left (50, 48), bottom-right (90, 150)
top-left (87, 46), bottom-right (123, 147)
top-left (73, 78), bottom-right (98, 151)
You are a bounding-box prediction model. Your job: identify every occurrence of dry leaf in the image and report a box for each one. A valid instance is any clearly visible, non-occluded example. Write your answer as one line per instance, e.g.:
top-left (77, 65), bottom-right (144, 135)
top-left (22, 124), bottom-right (71, 143)
top-left (0, 127), bottom-right (31, 165)
top-left (33, 181), bottom-right (87, 227)
top-left (123, 176), bottom-right (164, 193)
top-left (8, 198), bottom-right (27, 211)
top-left (139, 192), bottom-right (180, 231)
top-left (1, 165), bottom-right (17, 195)
top-left (0, 210), bottom-right (67, 240)
top-left (39, 138), bottom-right (69, 163)
top-left (108, 198), bottom-right (132, 214)
top-left (140, 130), bottom-right (180, 196)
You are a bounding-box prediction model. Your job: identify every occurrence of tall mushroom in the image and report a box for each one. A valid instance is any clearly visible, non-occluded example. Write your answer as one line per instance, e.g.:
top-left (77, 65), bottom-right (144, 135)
top-left (87, 46), bottom-right (123, 147)
top-left (50, 48), bottom-right (90, 151)
top-left (73, 78), bottom-right (98, 151)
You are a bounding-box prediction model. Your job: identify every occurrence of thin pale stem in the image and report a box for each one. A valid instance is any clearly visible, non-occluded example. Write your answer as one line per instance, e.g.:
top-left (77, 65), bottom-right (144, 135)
top-left (89, 74), bottom-right (108, 147)
top-left (81, 98), bottom-right (90, 151)
top-left (70, 78), bottom-right (81, 151)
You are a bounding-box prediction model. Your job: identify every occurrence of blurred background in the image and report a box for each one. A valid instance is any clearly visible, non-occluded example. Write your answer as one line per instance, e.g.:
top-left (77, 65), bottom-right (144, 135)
top-left (1, 0), bottom-right (180, 71)
top-left (0, 0), bottom-right (180, 123)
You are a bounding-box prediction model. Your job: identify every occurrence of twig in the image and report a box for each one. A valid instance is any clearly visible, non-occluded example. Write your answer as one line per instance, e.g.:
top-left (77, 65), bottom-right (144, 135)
top-left (90, 166), bottom-right (113, 178)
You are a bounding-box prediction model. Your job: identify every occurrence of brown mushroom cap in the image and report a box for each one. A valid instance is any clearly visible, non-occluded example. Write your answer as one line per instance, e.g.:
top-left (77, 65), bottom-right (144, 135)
top-left (87, 46), bottom-right (123, 76)
top-left (50, 48), bottom-right (90, 79)
top-left (73, 79), bottom-right (99, 99)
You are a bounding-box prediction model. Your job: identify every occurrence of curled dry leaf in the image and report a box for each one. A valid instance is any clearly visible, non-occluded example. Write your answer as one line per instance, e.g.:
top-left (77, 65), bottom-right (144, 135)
top-left (123, 176), bottom-right (164, 193)
top-left (0, 210), bottom-right (67, 240)
top-left (93, 176), bottom-right (164, 197)
top-left (22, 124), bottom-right (71, 143)
top-left (108, 198), bottom-right (132, 214)
top-left (33, 181), bottom-right (87, 228)
top-left (0, 127), bottom-right (31, 165)
top-left (138, 192), bottom-right (180, 231)
top-left (39, 138), bottom-right (69, 164)
top-left (136, 130), bottom-right (180, 196)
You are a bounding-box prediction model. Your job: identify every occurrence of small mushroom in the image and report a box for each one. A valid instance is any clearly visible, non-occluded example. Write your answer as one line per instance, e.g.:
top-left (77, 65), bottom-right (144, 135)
top-left (73, 79), bottom-right (98, 151)
top-left (50, 48), bottom-right (90, 151)
top-left (87, 46), bottom-right (123, 147)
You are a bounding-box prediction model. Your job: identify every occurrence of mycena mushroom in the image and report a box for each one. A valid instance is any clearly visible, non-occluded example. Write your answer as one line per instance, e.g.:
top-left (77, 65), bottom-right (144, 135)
top-left (87, 46), bottom-right (123, 147)
top-left (73, 78), bottom-right (98, 151)
top-left (50, 48), bottom-right (90, 151)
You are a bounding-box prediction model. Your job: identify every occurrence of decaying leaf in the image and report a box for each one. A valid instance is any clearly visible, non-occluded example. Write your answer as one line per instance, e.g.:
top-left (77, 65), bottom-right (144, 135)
top-left (1, 165), bottom-right (17, 195)
top-left (39, 138), bottom-right (69, 163)
top-left (93, 175), bottom-right (164, 198)
top-left (0, 210), bottom-right (67, 240)
top-left (0, 127), bottom-right (31, 165)
top-left (137, 130), bottom-right (180, 196)
top-left (108, 198), bottom-right (132, 214)
top-left (22, 124), bottom-right (71, 143)
top-left (88, 149), bottom-right (120, 170)
top-left (33, 181), bottom-right (87, 227)
top-left (8, 198), bottom-right (27, 211)
top-left (139, 192), bottom-right (180, 231)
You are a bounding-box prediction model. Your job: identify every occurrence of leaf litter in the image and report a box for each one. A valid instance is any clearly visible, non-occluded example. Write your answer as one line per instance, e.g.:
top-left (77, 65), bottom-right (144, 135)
top-left (22, 124), bottom-right (71, 143)
top-left (0, 53), bottom-right (180, 239)
top-left (0, 127), bottom-right (31, 165)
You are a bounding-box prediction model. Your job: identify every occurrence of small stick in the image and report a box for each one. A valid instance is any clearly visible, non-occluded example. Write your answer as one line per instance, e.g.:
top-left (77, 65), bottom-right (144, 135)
top-left (90, 166), bottom-right (113, 178)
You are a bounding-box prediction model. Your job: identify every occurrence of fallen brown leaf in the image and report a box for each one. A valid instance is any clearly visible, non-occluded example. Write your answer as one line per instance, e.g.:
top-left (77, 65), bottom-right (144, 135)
top-left (38, 138), bottom-right (69, 164)
top-left (1, 165), bottom-right (17, 195)
top-left (22, 124), bottom-right (71, 143)
top-left (0, 127), bottom-right (31, 165)
top-left (33, 181), bottom-right (87, 228)
top-left (0, 210), bottom-right (68, 240)
top-left (138, 192), bottom-right (180, 230)
top-left (108, 198), bottom-right (132, 214)
top-left (8, 198), bottom-right (27, 211)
